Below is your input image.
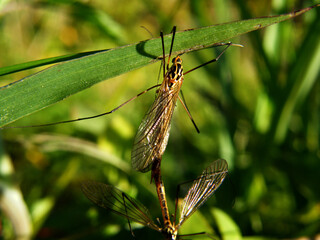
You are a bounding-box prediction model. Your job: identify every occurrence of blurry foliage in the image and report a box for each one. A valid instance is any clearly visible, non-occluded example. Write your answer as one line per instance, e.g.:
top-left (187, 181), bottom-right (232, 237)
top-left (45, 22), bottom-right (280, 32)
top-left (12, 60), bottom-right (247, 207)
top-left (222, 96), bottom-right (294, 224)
top-left (0, 0), bottom-right (320, 239)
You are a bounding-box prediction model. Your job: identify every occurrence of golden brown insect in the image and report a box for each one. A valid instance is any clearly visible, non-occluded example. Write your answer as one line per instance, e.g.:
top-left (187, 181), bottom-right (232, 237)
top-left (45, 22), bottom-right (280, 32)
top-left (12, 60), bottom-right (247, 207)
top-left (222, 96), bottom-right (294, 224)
top-left (81, 159), bottom-right (228, 239)
top-left (2, 27), bottom-right (239, 174)
top-left (131, 26), bottom-right (235, 172)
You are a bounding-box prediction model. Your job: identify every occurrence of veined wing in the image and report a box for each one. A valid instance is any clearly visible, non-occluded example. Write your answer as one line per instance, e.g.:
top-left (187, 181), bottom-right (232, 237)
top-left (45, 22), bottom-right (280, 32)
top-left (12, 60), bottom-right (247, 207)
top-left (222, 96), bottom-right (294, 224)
top-left (178, 159), bottom-right (228, 227)
top-left (131, 82), bottom-right (181, 172)
top-left (81, 181), bottom-right (160, 231)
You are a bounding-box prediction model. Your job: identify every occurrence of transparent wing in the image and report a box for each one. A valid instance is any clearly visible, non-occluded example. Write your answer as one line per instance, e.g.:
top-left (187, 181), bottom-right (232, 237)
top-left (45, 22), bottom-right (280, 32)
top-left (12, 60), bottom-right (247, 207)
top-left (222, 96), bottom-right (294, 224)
top-left (131, 83), bottom-right (181, 172)
top-left (178, 159), bottom-right (228, 227)
top-left (81, 181), bottom-right (160, 231)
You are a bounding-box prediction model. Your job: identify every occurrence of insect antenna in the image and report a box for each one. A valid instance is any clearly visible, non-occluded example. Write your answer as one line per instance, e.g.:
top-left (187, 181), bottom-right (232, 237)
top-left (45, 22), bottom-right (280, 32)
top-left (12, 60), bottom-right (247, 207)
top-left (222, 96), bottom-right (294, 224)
top-left (140, 26), bottom-right (154, 38)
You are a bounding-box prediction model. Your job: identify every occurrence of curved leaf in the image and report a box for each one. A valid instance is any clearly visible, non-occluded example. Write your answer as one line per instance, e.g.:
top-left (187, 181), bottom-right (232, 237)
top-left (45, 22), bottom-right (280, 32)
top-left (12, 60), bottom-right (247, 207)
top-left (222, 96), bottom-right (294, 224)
top-left (0, 4), bottom-right (319, 127)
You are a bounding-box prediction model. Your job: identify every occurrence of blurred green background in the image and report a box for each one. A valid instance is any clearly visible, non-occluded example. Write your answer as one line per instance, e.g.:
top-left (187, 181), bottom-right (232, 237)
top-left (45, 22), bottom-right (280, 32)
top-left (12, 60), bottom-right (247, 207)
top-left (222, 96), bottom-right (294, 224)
top-left (1, 0), bottom-right (320, 239)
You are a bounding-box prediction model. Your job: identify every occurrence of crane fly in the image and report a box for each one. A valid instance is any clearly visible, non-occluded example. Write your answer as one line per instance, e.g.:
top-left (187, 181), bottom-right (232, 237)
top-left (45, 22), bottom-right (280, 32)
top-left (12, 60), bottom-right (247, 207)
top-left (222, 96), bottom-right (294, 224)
top-left (81, 159), bottom-right (228, 239)
top-left (131, 27), bottom-right (238, 172)
top-left (2, 26), bottom-right (240, 172)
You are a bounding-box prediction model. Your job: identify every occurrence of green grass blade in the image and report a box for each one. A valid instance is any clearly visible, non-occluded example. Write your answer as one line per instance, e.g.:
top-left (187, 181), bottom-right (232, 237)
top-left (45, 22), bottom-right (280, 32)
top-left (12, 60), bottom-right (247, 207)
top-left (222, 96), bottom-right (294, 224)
top-left (211, 208), bottom-right (242, 240)
top-left (274, 19), bottom-right (320, 143)
top-left (0, 4), bottom-right (318, 127)
top-left (0, 50), bottom-right (104, 76)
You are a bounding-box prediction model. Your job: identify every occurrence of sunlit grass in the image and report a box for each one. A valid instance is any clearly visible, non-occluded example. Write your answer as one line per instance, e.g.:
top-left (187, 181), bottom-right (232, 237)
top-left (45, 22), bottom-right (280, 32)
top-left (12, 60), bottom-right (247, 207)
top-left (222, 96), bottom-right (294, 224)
top-left (0, 1), bottom-right (319, 239)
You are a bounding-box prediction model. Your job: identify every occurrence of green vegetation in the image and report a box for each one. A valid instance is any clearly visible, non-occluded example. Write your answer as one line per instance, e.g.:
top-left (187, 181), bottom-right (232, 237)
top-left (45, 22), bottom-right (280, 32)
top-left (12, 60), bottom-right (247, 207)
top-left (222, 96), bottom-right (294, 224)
top-left (0, 1), bottom-right (319, 239)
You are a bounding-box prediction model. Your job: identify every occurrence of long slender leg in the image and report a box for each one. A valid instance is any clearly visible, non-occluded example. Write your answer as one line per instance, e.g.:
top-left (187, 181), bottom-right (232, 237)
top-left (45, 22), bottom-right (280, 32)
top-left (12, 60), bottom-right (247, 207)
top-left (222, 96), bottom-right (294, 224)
top-left (122, 192), bottom-right (136, 239)
top-left (2, 84), bottom-right (160, 129)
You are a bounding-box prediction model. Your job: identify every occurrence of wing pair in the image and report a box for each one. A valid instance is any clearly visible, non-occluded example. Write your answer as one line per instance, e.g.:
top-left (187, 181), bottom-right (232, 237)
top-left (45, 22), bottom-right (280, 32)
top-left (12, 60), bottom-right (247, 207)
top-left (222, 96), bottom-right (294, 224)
top-left (81, 159), bottom-right (228, 237)
top-left (131, 66), bottom-right (183, 172)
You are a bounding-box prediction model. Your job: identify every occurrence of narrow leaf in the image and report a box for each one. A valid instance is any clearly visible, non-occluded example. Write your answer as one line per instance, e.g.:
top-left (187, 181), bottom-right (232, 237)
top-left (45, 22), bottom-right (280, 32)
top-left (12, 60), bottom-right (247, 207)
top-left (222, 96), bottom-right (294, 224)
top-left (0, 4), bottom-right (319, 127)
top-left (0, 50), bottom-right (104, 76)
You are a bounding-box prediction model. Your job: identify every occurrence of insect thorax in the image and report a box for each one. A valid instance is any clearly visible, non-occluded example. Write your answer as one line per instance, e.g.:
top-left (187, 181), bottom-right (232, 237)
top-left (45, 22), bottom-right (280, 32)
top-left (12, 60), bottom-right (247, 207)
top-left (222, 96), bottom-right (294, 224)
top-left (165, 56), bottom-right (183, 89)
